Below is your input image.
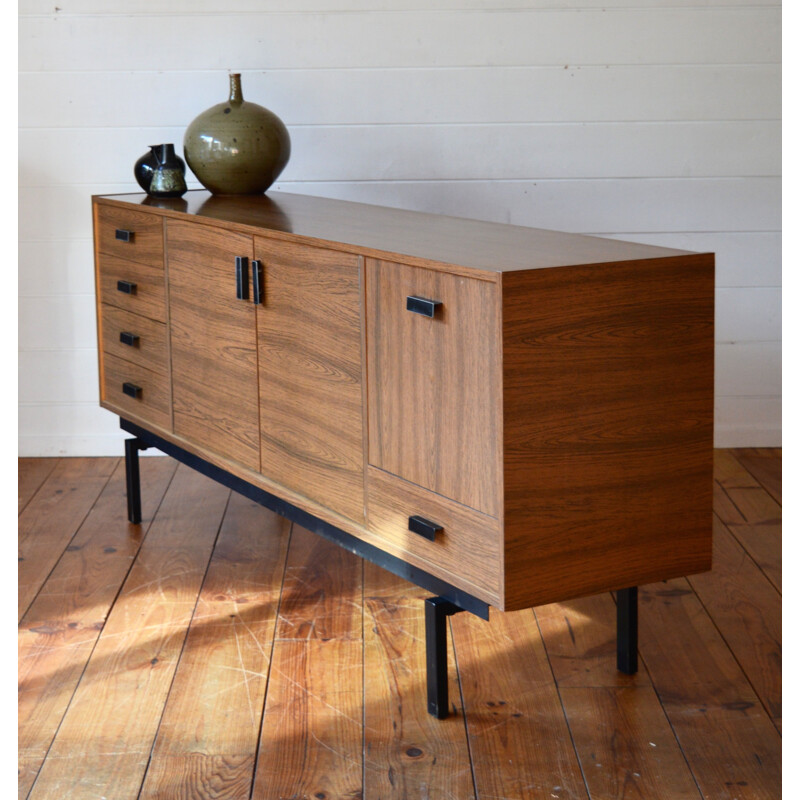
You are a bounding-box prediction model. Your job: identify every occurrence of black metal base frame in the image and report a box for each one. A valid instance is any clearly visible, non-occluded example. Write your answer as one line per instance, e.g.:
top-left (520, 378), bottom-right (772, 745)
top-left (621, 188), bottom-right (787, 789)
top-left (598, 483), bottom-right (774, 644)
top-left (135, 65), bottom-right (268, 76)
top-left (120, 417), bottom-right (638, 719)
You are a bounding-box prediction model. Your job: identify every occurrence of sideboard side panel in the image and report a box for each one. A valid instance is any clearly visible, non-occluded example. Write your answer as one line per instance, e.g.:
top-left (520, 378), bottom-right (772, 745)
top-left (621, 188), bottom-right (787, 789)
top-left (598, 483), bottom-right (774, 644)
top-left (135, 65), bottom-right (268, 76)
top-left (501, 255), bottom-right (715, 611)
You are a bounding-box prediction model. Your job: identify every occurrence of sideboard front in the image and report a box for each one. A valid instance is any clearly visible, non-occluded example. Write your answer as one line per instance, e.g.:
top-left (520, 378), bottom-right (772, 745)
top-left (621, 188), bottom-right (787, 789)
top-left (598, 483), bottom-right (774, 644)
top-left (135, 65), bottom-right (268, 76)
top-left (93, 190), bottom-right (714, 614)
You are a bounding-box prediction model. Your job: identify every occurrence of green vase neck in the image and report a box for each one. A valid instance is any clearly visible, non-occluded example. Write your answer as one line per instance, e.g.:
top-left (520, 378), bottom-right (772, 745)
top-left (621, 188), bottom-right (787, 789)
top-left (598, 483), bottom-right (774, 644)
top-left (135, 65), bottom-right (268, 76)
top-left (229, 73), bottom-right (243, 106)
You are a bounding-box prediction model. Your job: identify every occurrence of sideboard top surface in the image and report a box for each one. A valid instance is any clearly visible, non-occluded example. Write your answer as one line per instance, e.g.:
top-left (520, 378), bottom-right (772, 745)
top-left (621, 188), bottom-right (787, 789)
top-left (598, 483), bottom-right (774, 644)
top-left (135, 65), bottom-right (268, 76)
top-left (94, 190), bottom-right (700, 275)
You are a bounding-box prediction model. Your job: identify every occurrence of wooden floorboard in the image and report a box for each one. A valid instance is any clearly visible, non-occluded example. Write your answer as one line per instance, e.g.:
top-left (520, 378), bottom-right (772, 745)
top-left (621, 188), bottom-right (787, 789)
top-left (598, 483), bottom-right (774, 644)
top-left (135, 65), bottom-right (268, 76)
top-left (18, 458), bottom-right (59, 515)
top-left (18, 458), bottom-right (118, 622)
top-left (18, 457), bottom-right (177, 798)
top-left (140, 492), bottom-right (291, 798)
top-left (18, 450), bottom-right (781, 799)
top-left (26, 464), bottom-right (230, 800)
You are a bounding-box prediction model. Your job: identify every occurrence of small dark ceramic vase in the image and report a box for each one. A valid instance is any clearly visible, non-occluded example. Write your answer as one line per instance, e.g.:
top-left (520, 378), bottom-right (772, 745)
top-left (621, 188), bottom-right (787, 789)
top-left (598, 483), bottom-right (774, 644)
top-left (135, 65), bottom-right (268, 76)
top-left (148, 143), bottom-right (187, 198)
top-left (134, 144), bottom-right (187, 196)
top-left (183, 73), bottom-right (291, 195)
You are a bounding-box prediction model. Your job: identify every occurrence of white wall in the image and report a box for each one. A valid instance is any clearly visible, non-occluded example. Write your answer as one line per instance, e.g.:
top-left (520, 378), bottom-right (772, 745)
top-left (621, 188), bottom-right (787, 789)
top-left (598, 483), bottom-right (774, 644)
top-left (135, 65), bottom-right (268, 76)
top-left (19, 0), bottom-right (781, 455)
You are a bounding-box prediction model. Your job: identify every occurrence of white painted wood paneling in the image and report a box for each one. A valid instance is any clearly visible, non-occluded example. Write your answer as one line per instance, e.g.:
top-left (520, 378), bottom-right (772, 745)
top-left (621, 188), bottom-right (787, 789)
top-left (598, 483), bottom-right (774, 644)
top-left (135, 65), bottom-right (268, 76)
top-left (19, 0), bottom-right (783, 13)
top-left (269, 178), bottom-right (781, 232)
top-left (19, 66), bottom-right (782, 128)
top-left (20, 10), bottom-right (780, 71)
top-left (18, 2), bottom-right (781, 454)
top-left (20, 122), bottom-right (781, 183)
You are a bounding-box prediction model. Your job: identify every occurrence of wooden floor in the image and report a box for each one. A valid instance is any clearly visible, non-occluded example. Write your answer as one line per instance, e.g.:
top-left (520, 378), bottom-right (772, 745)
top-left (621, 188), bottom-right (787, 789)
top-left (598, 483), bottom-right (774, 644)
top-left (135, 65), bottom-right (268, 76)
top-left (18, 449), bottom-right (781, 799)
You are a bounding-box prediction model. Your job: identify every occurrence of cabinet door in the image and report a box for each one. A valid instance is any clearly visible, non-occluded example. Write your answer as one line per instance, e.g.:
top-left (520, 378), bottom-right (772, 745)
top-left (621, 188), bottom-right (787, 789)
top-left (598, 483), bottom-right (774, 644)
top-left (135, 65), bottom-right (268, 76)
top-left (255, 238), bottom-right (365, 523)
top-left (367, 259), bottom-right (500, 517)
top-left (167, 220), bottom-right (260, 471)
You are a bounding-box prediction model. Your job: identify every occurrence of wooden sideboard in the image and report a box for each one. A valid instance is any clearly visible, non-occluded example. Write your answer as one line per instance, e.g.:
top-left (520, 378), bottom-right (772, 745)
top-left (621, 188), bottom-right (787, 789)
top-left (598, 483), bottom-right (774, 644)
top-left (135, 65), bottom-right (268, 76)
top-left (93, 189), bottom-right (714, 714)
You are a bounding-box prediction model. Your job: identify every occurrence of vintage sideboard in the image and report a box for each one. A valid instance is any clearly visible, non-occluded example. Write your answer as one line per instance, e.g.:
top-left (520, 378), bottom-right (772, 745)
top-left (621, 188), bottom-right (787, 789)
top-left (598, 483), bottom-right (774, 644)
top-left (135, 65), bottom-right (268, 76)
top-left (92, 189), bottom-right (714, 717)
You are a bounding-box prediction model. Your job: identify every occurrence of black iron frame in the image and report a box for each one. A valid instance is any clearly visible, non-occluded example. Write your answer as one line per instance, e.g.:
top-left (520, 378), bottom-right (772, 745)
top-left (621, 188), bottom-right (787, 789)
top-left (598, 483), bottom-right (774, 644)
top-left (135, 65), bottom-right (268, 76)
top-left (121, 416), bottom-right (638, 719)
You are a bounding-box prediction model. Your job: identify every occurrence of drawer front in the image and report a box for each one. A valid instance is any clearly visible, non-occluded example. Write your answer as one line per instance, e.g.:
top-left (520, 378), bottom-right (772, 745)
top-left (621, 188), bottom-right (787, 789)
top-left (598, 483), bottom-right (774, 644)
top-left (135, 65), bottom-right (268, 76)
top-left (366, 259), bottom-right (501, 517)
top-left (101, 352), bottom-right (171, 431)
top-left (97, 254), bottom-right (166, 322)
top-left (100, 304), bottom-right (168, 375)
top-left (96, 204), bottom-right (164, 267)
top-left (367, 466), bottom-right (502, 602)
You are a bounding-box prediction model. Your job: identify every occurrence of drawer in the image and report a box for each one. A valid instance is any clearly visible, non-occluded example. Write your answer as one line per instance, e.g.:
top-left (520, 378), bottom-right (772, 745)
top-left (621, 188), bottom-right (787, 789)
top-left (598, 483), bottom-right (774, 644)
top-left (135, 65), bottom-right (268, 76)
top-left (100, 304), bottom-right (168, 375)
top-left (96, 204), bottom-right (164, 267)
top-left (367, 466), bottom-right (502, 601)
top-left (97, 253), bottom-right (166, 322)
top-left (101, 352), bottom-right (171, 431)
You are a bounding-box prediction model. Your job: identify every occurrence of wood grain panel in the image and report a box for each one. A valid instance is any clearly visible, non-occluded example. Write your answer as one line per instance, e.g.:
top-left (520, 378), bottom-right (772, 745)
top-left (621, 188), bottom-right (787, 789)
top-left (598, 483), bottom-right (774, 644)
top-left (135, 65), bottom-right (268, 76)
top-left (96, 189), bottom-right (696, 276)
top-left (367, 258), bottom-right (500, 516)
top-left (96, 202), bottom-right (164, 267)
top-left (450, 609), bottom-right (589, 800)
top-left (255, 236), bottom-right (365, 523)
top-left (501, 255), bottom-right (715, 610)
top-left (167, 219), bottom-right (260, 471)
top-left (367, 466), bottom-right (502, 603)
top-left (140, 494), bottom-right (290, 798)
top-left (27, 465), bottom-right (230, 800)
top-left (18, 457), bottom-right (177, 798)
top-left (100, 303), bottom-right (168, 375)
top-left (101, 351), bottom-right (171, 432)
top-left (97, 252), bottom-right (166, 321)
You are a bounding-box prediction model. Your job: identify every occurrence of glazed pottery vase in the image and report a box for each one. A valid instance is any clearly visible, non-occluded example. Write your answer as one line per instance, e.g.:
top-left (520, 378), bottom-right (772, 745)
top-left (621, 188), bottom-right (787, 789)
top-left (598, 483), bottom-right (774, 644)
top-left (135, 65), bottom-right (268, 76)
top-left (146, 143), bottom-right (187, 198)
top-left (134, 143), bottom-right (186, 194)
top-left (183, 73), bottom-right (291, 195)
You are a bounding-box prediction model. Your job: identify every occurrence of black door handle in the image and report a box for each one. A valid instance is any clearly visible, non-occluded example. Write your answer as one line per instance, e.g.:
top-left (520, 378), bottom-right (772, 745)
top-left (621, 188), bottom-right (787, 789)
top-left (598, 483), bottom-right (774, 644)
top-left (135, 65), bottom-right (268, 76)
top-left (119, 331), bottom-right (140, 347)
top-left (407, 296), bottom-right (442, 318)
top-left (252, 260), bottom-right (263, 305)
top-left (409, 515), bottom-right (443, 541)
top-left (235, 256), bottom-right (249, 300)
top-left (122, 382), bottom-right (142, 399)
top-left (115, 229), bottom-right (133, 242)
top-left (117, 280), bottom-right (137, 294)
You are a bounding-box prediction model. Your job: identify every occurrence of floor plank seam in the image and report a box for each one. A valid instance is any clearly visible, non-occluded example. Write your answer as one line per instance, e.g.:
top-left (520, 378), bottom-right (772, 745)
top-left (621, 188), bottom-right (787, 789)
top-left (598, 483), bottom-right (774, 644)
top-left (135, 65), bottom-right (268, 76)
top-left (531, 607), bottom-right (592, 800)
top-left (449, 615), bottom-right (480, 800)
top-left (248, 520), bottom-right (294, 800)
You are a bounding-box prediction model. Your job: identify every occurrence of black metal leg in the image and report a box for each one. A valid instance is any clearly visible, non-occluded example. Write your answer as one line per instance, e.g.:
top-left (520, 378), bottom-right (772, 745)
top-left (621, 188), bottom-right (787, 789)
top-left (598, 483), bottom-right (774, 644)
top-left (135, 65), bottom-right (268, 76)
top-left (616, 586), bottom-right (638, 674)
top-left (425, 596), bottom-right (463, 719)
top-left (124, 437), bottom-right (148, 524)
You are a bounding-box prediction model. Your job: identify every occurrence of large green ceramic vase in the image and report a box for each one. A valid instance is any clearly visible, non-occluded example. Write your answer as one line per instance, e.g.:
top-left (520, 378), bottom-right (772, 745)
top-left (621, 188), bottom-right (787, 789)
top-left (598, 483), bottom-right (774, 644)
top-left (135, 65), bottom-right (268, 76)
top-left (183, 73), bottom-right (291, 195)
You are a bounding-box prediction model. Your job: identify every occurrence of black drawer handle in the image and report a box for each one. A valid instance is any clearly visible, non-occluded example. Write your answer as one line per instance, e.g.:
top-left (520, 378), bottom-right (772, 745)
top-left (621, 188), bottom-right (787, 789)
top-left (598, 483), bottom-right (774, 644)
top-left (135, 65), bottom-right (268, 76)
top-left (119, 331), bottom-right (140, 347)
top-left (252, 260), bottom-right (263, 305)
top-left (235, 256), bottom-right (249, 300)
top-left (409, 515), bottom-right (443, 541)
top-left (407, 296), bottom-right (442, 318)
top-left (115, 229), bottom-right (134, 242)
top-left (117, 280), bottom-right (137, 295)
top-left (122, 382), bottom-right (142, 399)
